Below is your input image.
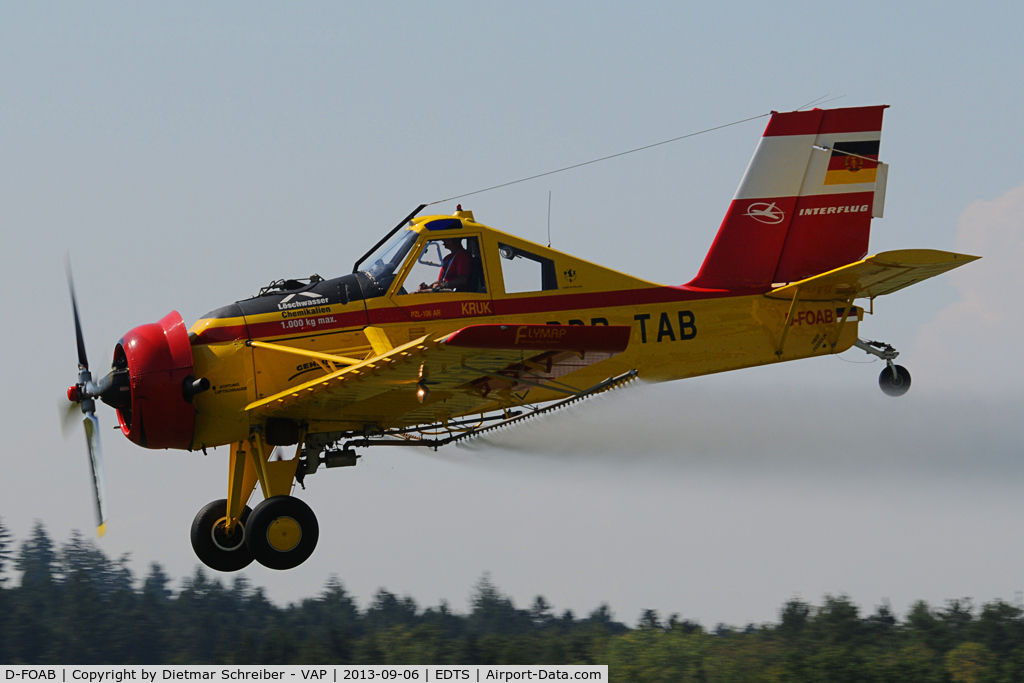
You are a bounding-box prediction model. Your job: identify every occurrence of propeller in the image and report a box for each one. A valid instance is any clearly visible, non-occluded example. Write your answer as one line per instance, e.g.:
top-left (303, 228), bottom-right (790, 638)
top-left (57, 398), bottom-right (78, 440)
top-left (64, 261), bottom-right (110, 538)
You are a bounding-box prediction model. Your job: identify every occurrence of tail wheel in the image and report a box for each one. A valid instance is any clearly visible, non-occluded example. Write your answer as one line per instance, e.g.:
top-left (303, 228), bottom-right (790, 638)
top-left (191, 499), bottom-right (254, 572)
top-left (879, 364), bottom-right (912, 397)
top-left (245, 495), bottom-right (319, 570)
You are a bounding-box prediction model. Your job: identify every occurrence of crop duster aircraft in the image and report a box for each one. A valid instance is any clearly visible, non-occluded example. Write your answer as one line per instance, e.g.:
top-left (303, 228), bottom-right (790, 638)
top-left (63, 105), bottom-right (978, 571)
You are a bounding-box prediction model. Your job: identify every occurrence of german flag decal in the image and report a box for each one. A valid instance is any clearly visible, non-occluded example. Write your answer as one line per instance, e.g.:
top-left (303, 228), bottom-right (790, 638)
top-left (823, 140), bottom-right (880, 185)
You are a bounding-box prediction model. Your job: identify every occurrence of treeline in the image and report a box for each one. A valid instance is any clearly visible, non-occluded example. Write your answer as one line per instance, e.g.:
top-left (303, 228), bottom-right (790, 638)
top-left (2, 520), bottom-right (1024, 681)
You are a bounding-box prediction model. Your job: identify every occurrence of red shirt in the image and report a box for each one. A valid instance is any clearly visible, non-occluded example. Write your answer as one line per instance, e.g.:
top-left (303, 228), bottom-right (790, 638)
top-left (440, 249), bottom-right (471, 282)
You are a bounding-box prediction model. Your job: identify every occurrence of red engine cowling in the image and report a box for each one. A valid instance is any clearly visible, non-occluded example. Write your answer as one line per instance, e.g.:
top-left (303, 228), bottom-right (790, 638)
top-left (115, 311), bottom-right (196, 450)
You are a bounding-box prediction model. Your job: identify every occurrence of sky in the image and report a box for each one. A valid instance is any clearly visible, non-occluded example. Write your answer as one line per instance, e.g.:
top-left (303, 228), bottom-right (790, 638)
top-left (2, 2), bottom-right (1024, 627)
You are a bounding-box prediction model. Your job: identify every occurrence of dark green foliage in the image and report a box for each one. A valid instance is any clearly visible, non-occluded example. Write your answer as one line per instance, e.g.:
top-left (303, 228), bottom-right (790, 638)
top-left (0, 517), bottom-right (13, 585)
top-left (4, 521), bottom-right (1024, 680)
top-left (0, 517), bottom-right (10, 663)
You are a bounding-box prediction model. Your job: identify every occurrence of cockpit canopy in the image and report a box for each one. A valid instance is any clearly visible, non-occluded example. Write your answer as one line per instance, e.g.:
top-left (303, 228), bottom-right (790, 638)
top-left (362, 229), bottom-right (418, 296)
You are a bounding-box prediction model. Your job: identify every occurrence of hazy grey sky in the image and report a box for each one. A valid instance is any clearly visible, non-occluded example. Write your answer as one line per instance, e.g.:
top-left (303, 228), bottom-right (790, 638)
top-left (3, 2), bottom-right (1023, 627)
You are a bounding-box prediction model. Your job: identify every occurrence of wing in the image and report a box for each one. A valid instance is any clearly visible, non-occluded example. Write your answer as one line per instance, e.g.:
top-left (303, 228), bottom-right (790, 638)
top-left (765, 249), bottom-right (980, 302)
top-left (246, 324), bottom-right (631, 427)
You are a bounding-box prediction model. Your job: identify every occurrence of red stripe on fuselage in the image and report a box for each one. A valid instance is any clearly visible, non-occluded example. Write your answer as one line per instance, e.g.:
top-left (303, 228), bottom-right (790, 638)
top-left (364, 286), bottom-right (748, 326)
top-left (493, 284), bottom-right (745, 316)
top-left (194, 285), bottom-right (754, 344)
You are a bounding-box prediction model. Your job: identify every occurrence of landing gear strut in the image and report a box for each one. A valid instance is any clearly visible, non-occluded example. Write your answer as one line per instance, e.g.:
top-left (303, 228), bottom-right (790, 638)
top-left (854, 339), bottom-right (912, 397)
top-left (193, 431), bottom-right (321, 572)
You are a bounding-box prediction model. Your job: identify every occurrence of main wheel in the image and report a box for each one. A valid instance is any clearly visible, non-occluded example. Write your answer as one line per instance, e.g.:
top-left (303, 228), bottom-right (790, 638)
top-left (879, 364), bottom-right (912, 397)
top-left (245, 495), bottom-right (319, 570)
top-left (191, 499), bottom-right (254, 572)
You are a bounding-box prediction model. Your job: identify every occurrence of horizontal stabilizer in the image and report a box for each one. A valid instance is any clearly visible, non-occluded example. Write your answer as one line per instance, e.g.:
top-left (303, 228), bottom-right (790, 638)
top-left (765, 249), bottom-right (980, 301)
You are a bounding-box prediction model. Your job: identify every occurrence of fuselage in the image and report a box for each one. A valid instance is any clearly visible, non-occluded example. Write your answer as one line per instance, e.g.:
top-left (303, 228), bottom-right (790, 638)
top-left (184, 210), bottom-right (860, 451)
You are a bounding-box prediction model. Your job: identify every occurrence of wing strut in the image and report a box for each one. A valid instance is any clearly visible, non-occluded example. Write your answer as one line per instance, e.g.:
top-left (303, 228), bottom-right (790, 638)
top-left (776, 288), bottom-right (801, 357)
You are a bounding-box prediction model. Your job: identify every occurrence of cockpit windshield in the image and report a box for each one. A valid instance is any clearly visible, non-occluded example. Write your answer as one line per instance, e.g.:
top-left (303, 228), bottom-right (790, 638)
top-left (360, 229), bottom-right (418, 297)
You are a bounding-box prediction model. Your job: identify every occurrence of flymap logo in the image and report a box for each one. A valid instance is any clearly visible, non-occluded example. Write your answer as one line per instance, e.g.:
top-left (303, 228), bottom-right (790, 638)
top-left (744, 202), bottom-right (785, 225)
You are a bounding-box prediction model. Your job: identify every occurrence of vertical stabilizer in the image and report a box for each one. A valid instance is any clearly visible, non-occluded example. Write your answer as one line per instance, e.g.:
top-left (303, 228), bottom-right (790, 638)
top-left (688, 105), bottom-right (888, 290)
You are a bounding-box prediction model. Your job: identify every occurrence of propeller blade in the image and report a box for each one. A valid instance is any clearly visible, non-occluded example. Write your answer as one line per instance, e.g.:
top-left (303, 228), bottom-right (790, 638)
top-left (82, 412), bottom-right (108, 537)
top-left (65, 259), bottom-right (89, 371)
top-left (58, 398), bottom-right (79, 439)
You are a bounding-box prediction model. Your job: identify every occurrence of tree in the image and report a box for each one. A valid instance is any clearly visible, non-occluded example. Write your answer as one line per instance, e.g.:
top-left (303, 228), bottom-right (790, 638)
top-left (420, 600), bottom-right (466, 641)
top-left (10, 521), bottom-right (60, 662)
top-left (811, 594), bottom-right (861, 645)
top-left (142, 563), bottom-right (173, 604)
top-left (864, 601), bottom-right (898, 642)
top-left (289, 576), bottom-right (361, 663)
top-left (364, 589), bottom-right (419, 632)
top-left (778, 598), bottom-right (811, 640)
top-left (467, 574), bottom-right (530, 636)
top-left (0, 516), bottom-right (11, 662)
top-left (529, 596), bottom-right (554, 628)
top-left (969, 600), bottom-right (1024, 657)
top-left (16, 521), bottom-right (58, 592)
top-left (667, 615), bottom-right (700, 635)
top-left (54, 531), bottom-right (117, 663)
top-left (867, 643), bottom-right (942, 683)
top-left (940, 599), bottom-right (976, 645)
top-left (169, 567), bottom-right (240, 663)
top-left (907, 600), bottom-right (948, 652)
top-left (638, 610), bottom-right (662, 631)
top-left (608, 628), bottom-right (710, 683)
top-left (131, 563), bottom-right (174, 663)
top-left (0, 516), bottom-right (13, 585)
top-left (945, 642), bottom-right (994, 683)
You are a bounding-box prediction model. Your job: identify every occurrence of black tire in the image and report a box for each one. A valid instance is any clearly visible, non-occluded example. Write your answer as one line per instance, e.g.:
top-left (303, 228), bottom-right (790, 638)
top-left (191, 499), bottom-right (254, 572)
top-left (246, 495), bottom-right (319, 570)
top-left (879, 364), bottom-right (912, 397)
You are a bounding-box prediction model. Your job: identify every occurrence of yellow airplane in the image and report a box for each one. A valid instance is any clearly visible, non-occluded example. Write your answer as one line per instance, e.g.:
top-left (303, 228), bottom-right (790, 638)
top-left (64, 105), bottom-right (978, 571)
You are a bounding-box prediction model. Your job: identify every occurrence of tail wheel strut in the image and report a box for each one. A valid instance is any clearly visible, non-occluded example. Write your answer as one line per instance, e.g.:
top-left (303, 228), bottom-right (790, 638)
top-left (854, 339), bottom-right (912, 398)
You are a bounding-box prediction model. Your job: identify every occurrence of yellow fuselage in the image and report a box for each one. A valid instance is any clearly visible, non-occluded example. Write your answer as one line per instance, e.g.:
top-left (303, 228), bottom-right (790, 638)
top-left (187, 213), bottom-right (859, 450)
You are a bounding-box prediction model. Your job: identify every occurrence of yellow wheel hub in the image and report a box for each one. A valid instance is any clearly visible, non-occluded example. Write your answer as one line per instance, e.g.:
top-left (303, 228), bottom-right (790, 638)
top-left (266, 517), bottom-right (302, 552)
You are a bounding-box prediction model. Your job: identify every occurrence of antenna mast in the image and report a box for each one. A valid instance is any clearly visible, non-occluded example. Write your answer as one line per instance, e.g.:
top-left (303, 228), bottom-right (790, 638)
top-left (547, 191), bottom-right (552, 248)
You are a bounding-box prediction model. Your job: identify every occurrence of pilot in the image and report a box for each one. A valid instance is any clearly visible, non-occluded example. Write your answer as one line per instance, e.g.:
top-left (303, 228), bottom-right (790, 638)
top-left (419, 238), bottom-right (471, 292)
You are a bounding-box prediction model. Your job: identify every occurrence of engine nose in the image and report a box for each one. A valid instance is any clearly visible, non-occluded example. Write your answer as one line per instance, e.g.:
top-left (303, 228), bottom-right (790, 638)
top-left (116, 311), bottom-right (197, 450)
